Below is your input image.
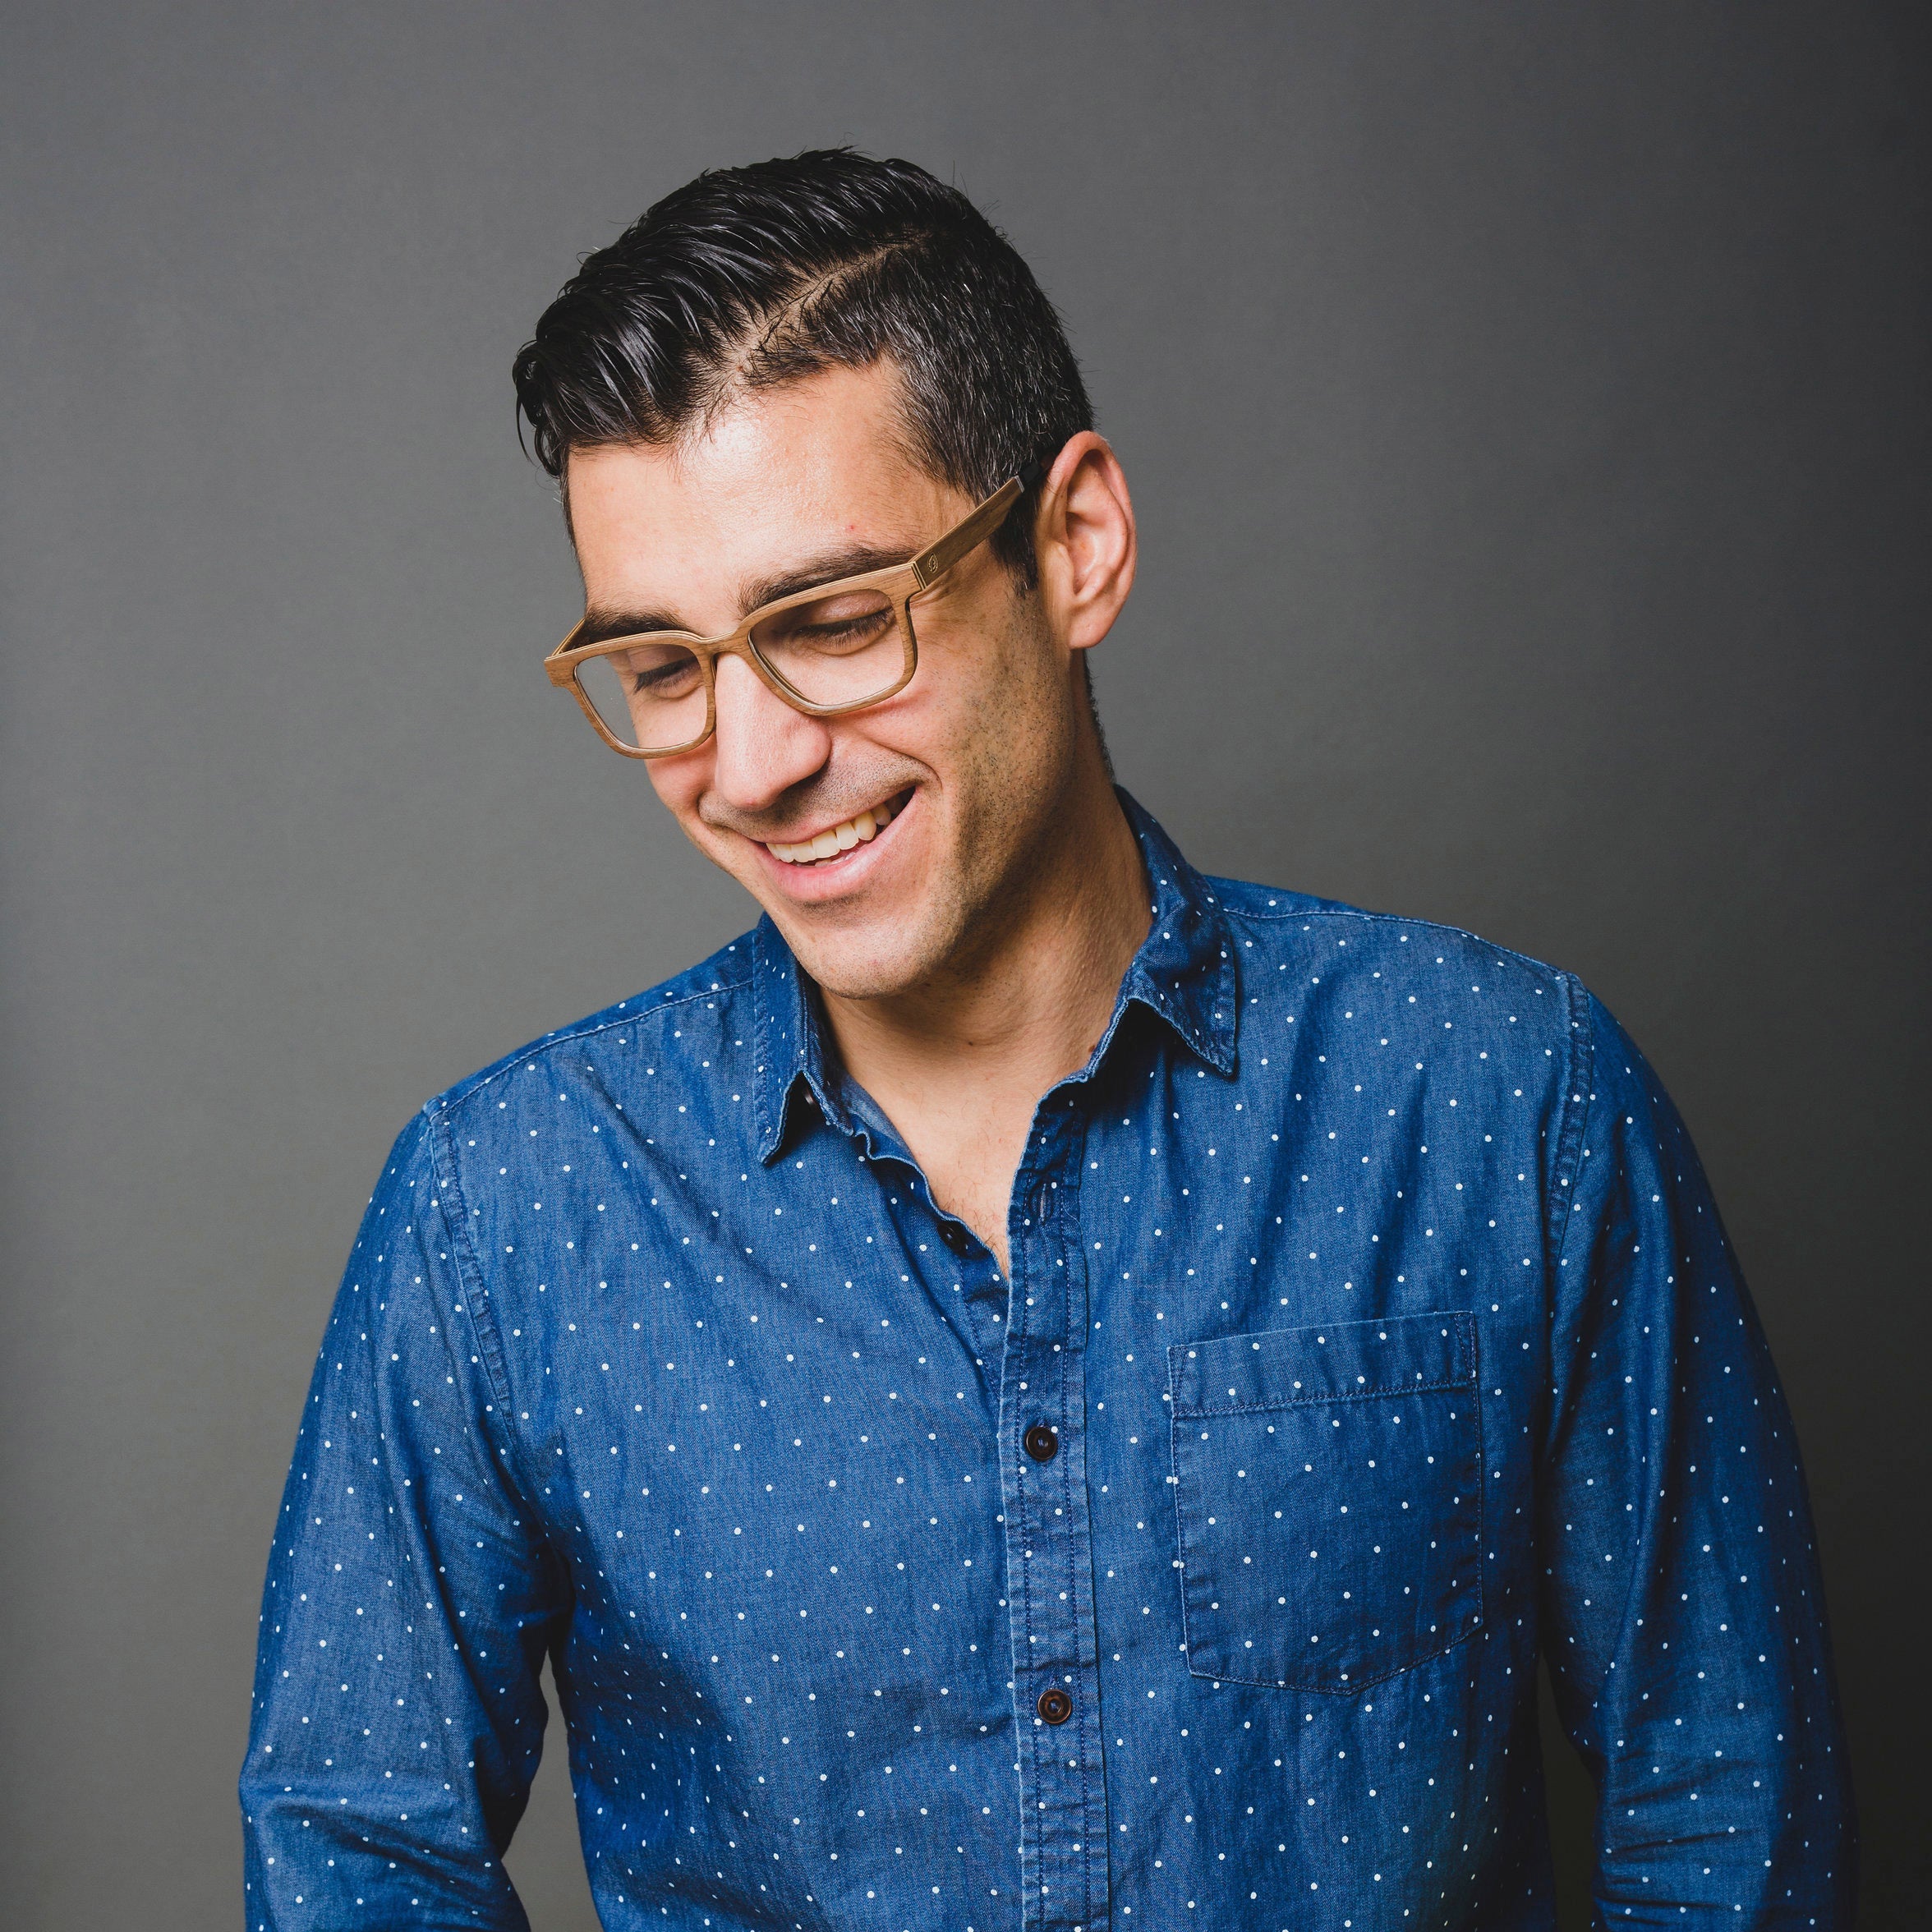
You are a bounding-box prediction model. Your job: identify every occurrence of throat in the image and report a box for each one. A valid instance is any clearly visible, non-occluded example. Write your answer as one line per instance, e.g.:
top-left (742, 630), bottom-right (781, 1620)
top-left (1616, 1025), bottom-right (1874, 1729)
top-left (815, 783), bottom-right (1152, 1282)
top-left (916, 1122), bottom-right (1026, 1281)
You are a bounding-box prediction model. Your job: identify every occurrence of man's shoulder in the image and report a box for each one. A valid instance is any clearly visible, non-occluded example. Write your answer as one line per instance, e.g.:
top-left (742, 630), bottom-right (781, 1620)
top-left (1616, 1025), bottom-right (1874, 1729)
top-left (1203, 869), bottom-right (1578, 1028)
top-left (425, 927), bottom-right (763, 1134)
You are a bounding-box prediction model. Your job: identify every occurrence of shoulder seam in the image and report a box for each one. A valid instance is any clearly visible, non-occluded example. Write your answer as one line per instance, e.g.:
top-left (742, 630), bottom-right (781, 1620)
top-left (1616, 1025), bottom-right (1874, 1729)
top-left (435, 961), bottom-right (755, 1120)
top-left (1218, 900), bottom-right (1567, 984)
top-left (1543, 973), bottom-right (1597, 1281)
top-left (421, 1102), bottom-right (551, 1518)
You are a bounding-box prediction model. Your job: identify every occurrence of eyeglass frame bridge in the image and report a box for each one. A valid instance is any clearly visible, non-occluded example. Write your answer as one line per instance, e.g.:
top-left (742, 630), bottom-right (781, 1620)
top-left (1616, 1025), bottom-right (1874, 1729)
top-left (545, 462), bottom-right (1044, 760)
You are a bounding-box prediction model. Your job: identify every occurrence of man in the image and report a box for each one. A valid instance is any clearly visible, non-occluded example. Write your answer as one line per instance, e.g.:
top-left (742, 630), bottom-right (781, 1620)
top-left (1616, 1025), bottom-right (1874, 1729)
top-left (241, 151), bottom-right (1852, 1930)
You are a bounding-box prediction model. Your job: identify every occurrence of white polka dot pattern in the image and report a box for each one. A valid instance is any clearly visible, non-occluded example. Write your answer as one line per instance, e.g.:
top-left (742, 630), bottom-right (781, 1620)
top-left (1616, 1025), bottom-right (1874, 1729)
top-left (240, 794), bottom-right (1852, 1930)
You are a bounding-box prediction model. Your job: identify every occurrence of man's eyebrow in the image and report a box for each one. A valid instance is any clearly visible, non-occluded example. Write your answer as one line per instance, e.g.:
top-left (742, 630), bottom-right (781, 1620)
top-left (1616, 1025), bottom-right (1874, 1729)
top-left (738, 543), bottom-right (910, 617)
top-left (577, 605), bottom-right (685, 647)
top-left (577, 543), bottom-right (915, 649)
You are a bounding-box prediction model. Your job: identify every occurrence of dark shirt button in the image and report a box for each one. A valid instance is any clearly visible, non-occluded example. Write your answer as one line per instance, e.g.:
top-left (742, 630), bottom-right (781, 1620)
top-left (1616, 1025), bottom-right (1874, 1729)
top-left (1037, 1686), bottom-right (1073, 1725)
top-left (1023, 1424), bottom-right (1060, 1463)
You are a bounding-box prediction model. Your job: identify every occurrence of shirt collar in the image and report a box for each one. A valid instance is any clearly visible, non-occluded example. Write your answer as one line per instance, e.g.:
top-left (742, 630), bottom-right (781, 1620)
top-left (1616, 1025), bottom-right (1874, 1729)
top-left (752, 788), bottom-right (1238, 1165)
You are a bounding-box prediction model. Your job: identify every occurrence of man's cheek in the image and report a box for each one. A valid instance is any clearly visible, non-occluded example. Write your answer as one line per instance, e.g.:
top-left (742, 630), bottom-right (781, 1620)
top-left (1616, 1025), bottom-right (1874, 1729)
top-left (646, 759), bottom-right (709, 826)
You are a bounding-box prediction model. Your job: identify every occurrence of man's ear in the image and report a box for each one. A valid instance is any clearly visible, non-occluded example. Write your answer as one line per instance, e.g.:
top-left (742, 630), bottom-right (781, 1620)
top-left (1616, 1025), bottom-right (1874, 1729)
top-left (1033, 433), bottom-right (1137, 655)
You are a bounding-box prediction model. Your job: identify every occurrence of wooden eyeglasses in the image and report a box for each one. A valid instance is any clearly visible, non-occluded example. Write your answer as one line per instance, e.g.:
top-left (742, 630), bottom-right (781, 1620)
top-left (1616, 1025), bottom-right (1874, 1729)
top-left (545, 467), bottom-right (1040, 758)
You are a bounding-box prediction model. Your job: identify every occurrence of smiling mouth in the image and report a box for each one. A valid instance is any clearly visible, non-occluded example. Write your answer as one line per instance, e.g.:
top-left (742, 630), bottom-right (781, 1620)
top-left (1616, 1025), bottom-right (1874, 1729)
top-left (764, 789), bottom-right (912, 866)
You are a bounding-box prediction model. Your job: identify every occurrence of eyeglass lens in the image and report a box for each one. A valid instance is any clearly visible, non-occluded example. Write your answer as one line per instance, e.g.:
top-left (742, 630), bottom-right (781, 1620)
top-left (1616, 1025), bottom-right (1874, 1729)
top-left (577, 586), bottom-right (913, 752)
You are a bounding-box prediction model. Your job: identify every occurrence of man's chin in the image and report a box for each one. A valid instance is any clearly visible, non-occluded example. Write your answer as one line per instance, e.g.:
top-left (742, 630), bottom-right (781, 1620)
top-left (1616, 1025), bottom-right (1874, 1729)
top-left (769, 903), bottom-right (952, 1004)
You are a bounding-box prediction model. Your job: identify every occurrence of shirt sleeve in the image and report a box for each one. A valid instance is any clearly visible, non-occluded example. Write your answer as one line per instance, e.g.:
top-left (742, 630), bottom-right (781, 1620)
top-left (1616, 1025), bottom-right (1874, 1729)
top-left (239, 1113), bottom-right (568, 1930)
top-left (1536, 989), bottom-right (1855, 1925)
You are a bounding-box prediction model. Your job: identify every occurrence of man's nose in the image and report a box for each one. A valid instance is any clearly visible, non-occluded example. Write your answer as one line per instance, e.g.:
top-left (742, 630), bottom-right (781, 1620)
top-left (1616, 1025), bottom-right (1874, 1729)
top-left (709, 652), bottom-right (832, 812)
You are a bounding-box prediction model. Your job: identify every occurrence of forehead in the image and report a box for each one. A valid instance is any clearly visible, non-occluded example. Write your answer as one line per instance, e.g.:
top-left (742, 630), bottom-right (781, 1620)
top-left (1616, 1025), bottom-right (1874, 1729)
top-left (564, 363), bottom-right (957, 619)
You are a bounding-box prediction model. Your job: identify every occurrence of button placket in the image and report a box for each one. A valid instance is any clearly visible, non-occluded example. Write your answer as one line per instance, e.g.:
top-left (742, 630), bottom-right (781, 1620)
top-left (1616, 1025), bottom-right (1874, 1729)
top-left (999, 1098), bottom-right (1110, 1932)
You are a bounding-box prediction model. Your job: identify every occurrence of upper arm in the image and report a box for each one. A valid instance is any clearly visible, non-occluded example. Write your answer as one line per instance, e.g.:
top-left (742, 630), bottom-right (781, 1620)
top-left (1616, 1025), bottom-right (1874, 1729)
top-left (240, 1115), bottom-right (566, 1927)
top-left (1534, 991), bottom-right (1852, 1917)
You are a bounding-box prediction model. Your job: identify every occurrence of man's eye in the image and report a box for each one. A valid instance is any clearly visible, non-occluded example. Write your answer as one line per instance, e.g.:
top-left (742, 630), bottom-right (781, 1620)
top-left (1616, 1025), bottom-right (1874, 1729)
top-left (619, 647), bottom-right (701, 695)
top-left (757, 593), bottom-right (895, 655)
top-left (798, 614), bottom-right (888, 646)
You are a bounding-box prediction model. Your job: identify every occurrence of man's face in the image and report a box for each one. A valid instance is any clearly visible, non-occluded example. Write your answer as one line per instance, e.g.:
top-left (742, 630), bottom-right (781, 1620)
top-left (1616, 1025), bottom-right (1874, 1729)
top-left (566, 362), bottom-right (1093, 1000)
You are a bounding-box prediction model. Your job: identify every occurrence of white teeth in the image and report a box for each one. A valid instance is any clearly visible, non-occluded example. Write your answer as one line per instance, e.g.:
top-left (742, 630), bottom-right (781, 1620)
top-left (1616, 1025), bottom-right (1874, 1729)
top-left (767, 796), bottom-right (900, 865)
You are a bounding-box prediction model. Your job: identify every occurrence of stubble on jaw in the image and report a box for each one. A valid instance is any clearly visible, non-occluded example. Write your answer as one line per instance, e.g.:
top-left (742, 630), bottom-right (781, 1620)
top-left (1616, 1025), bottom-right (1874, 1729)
top-left (667, 554), bottom-right (1089, 1007)
top-left (794, 616), bottom-right (1082, 1007)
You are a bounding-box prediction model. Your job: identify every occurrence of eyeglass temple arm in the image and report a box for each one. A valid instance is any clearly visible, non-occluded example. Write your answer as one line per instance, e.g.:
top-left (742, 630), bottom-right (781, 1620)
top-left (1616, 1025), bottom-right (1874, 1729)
top-left (910, 461), bottom-right (1046, 591)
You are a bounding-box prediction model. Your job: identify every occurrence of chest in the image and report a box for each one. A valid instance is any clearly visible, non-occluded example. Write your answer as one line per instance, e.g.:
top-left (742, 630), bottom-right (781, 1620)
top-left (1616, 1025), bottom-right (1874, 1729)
top-left (496, 1057), bottom-right (1543, 1546)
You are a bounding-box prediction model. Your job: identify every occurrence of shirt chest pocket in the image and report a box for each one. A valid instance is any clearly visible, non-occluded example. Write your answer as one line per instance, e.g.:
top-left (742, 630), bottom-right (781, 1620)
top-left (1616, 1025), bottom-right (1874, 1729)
top-left (1166, 1313), bottom-right (1484, 1693)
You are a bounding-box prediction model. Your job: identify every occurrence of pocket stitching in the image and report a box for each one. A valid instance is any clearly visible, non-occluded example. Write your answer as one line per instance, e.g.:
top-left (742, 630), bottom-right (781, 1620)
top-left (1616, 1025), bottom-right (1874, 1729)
top-left (1170, 1319), bottom-right (1485, 1695)
top-left (1171, 1372), bottom-right (1474, 1419)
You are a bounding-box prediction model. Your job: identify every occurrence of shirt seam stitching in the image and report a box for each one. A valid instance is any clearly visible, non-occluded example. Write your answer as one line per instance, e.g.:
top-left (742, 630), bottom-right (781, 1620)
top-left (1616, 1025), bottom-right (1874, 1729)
top-left (1218, 899), bottom-right (1571, 988)
top-left (1543, 973), bottom-right (1595, 1279)
top-left (1171, 1373), bottom-right (1478, 1419)
top-left (438, 968), bottom-right (756, 1120)
top-left (1543, 988), bottom-right (1641, 1728)
top-left (423, 1101), bottom-right (553, 1521)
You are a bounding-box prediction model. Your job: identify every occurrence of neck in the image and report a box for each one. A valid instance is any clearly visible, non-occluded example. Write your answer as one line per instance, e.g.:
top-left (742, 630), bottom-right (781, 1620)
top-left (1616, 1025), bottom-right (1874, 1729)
top-left (821, 777), bottom-right (1149, 1108)
top-left (812, 762), bottom-right (1149, 1271)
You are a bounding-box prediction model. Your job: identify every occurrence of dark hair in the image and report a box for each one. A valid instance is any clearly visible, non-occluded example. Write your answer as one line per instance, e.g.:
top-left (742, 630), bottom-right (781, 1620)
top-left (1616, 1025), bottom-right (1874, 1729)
top-left (511, 149), bottom-right (1092, 584)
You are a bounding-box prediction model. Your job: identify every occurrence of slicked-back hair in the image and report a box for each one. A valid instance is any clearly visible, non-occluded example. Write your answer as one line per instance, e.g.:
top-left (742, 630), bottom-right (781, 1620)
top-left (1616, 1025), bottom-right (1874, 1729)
top-left (511, 150), bottom-right (1093, 586)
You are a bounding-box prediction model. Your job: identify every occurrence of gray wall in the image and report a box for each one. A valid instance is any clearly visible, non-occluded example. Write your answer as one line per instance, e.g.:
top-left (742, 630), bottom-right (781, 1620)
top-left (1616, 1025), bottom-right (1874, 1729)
top-left (3, 5), bottom-right (1925, 1925)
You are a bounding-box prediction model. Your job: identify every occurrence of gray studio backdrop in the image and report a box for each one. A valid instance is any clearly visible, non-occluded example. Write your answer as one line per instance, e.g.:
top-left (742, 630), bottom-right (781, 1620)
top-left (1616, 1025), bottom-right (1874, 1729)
top-left (3, 5), bottom-right (1926, 1927)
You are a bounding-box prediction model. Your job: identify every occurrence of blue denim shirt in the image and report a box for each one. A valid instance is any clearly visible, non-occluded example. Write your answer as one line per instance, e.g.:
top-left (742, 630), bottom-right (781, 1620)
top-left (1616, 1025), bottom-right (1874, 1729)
top-left (241, 795), bottom-right (1852, 1930)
